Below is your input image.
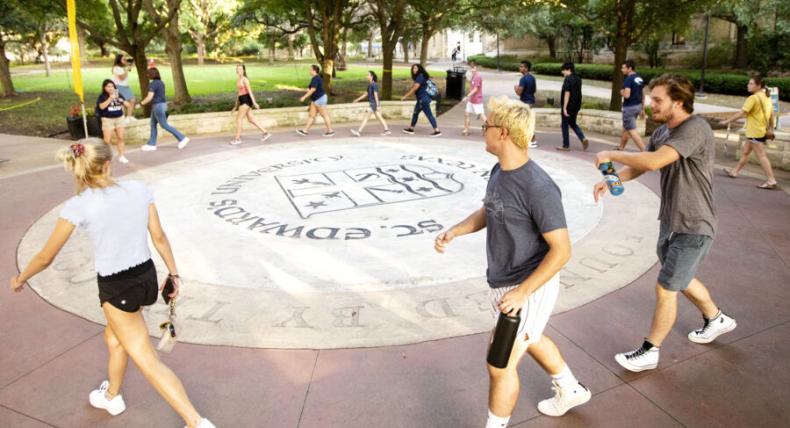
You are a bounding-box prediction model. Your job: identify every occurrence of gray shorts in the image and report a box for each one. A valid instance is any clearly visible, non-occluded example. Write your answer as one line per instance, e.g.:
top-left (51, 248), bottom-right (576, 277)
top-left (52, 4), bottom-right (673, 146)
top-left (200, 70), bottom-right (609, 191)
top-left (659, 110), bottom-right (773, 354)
top-left (622, 104), bottom-right (641, 130)
top-left (656, 224), bottom-right (713, 291)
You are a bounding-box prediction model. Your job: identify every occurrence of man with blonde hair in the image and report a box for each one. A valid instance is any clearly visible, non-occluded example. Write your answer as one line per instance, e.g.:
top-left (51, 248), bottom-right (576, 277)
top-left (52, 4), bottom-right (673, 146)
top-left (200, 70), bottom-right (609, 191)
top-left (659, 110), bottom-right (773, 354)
top-left (435, 97), bottom-right (591, 427)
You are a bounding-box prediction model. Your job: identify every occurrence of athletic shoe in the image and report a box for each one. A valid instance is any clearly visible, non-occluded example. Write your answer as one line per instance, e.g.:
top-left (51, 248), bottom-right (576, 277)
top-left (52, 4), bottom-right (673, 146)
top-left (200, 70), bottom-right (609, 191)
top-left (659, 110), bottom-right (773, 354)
top-left (118, 155), bottom-right (129, 164)
top-left (185, 418), bottom-right (217, 428)
top-left (177, 137), bottom-right (190, 149)
top-left (381, 129), bottom-right (392, 136)
top-left (582, 138), bottom-right (590, 151)
top-left (615, 346), bottom-right (659, 372)
top-left (89, 380), bottom-right (126, 416)
top-left (537, 381), bottom-right (592, 417)
top-left (402, 128), bottom-right (415, 135)
top-left (296, 129), bottom-right (308, 136)
top-left (688, 311), bottom-right (737, 344)
top-left (350, 129), bottom-right (361, 137)
top-left (122, 117), bottom-right (131, 125)
top-left (528, 141), bottom-right (538, 149)
top-left (555, 146), bottom-right (570, 152)
top-left (140, 144), bottom-right (157, 152)
top-left (430, 131), bottom-right (442, 137)
top-left (261, 132), bottom-right (272, 142)
top-left (230, 138), bottom-right (242, 145)
top-left (324, 130), bottom-right (335, 137)
top-left (126, 116), bottom-right (138, 122)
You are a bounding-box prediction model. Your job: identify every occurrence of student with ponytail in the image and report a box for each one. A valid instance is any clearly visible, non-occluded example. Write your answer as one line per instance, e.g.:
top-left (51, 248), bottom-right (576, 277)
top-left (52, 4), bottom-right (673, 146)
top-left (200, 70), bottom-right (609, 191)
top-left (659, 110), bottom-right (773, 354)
top-left (230, 63), bottom-right (271, 145)
top-left (721, 75), bottom-right (778, 189)
top-left (9, 143), bottom-right (215, 428)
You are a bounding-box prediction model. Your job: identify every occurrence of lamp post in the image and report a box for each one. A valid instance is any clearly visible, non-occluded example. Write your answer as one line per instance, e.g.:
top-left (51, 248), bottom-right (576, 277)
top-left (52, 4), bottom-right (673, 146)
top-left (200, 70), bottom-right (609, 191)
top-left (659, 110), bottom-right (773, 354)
top-left (697, 12), bottom-right (711, 98)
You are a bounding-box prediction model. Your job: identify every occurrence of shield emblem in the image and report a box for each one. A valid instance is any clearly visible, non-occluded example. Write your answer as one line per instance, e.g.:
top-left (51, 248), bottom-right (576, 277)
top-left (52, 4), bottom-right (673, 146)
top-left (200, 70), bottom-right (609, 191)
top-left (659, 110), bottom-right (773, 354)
top-left (276, 164), bottom-right (464, 218)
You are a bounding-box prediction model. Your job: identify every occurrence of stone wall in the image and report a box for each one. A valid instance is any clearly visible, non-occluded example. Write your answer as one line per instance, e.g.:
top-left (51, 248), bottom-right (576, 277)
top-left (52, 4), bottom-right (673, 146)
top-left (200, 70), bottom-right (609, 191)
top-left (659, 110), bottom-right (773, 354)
top-left (532, 108), bottom-right (646, 138)
top-left (122, 101), bottom-right (433, 143)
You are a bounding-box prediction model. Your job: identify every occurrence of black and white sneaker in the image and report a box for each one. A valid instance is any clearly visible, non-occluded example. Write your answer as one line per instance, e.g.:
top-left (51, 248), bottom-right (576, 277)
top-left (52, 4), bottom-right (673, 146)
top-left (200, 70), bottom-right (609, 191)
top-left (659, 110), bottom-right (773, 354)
top-left (261, 132), bottom-right (272, 142)
top-left (615, 345), bottom-right (659, 372)
top-left (688, 311), bottom-right (737, 344)
top-left (402, 128), bottom-right (415, 135)
top-left (381, 129), bottom-right (392, 136)
top-left (350, 129), bottom-right (361, 137)
top-left (296, 129), bottom-right (308, 136)
top-left (430, 130), bottom-right (442, 137)
top-left (323, 130), bottom-right (335, 137)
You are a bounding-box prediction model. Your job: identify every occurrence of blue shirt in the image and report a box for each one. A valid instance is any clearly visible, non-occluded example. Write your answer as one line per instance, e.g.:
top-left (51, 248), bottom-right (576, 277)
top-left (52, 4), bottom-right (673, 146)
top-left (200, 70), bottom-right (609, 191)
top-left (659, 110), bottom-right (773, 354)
top-left (148, 79), bottom-right (166, 104)
top-left (622, 73), bottom-right (644, 107)
top-left (96, 93), bottom-right (125, 118)
top-left (415, 74), bottom-right (427, 99)
top-left (367, 82), bottom-right (379, 107)
top-left (309, 75), bottom-right (325, 101)
top-left (518, 74), bottom-right (536, 105)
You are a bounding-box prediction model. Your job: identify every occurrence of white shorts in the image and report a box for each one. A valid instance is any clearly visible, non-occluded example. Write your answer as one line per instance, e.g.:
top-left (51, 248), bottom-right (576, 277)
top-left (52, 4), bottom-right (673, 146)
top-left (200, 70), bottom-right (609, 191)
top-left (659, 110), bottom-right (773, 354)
top-left (465, 102), bottom-right (485, 115)
top-left (488, 273), bottom-right (560, 345)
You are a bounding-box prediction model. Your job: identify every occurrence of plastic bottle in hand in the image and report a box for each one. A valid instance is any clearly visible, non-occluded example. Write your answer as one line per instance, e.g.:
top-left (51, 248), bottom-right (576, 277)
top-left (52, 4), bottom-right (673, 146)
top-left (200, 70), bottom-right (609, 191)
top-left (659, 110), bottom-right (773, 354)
top-left (487, 310), bottom-right (521, 369)
top-left (599, 161), bottom-right (625, 196)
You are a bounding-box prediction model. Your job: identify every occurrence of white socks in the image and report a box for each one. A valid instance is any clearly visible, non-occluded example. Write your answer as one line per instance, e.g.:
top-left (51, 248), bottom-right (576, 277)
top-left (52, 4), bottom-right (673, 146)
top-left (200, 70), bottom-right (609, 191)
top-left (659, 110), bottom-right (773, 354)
top-left (552, 364), bottom-right (578, 389)
top-left (485, 409), bottom-right (510, 428)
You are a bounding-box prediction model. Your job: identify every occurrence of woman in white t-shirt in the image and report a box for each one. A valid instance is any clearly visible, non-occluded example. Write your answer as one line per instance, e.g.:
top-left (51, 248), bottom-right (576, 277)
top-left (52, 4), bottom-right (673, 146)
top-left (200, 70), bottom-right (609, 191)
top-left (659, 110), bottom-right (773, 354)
top-left (9, 143), bottom-right (215, 428)
top-left (112, 54), bottom-right (136, 123)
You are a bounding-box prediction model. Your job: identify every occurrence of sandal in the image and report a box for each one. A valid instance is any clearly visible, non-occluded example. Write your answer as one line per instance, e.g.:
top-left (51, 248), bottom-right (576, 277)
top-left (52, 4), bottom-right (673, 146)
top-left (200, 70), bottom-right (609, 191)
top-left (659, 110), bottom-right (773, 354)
top-left (722, 167), bottom-right (738, 178)
top-left (757, 182), bottom-right (777, 190)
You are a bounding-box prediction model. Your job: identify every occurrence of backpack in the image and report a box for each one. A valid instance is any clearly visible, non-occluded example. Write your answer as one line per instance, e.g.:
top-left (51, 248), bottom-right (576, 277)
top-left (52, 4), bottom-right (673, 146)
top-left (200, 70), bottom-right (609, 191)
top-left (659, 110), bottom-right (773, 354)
top-left (425, 79), bottom-right (439, 100)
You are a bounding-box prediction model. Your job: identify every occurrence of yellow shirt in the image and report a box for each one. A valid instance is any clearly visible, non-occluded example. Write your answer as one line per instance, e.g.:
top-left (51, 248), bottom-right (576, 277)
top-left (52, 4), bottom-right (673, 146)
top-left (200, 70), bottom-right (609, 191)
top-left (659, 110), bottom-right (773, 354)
top-left (742, 92), bottom-right (772, 138)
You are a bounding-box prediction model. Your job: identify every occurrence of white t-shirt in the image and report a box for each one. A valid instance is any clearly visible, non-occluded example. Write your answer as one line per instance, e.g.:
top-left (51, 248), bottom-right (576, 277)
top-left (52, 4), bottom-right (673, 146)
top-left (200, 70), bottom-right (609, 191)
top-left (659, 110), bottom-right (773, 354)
top-left (59, 180), bottom-right (154, 276)
top-left (112, 65), bottom-right (129, 86)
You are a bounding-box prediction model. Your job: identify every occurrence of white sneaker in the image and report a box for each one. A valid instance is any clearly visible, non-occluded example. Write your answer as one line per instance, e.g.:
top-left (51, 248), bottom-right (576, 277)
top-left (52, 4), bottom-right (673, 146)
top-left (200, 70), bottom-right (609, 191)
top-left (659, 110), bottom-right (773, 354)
top-left (350, 129), bottom-right (361, 137)
top-left (89, 380), bottom-right (126, 416)
top-left (261, 132), bottom-right (272, 142)
top-left (381, 129), bottom-right (392, 136)
top-left (140, 144), bottom-right (157, 152)
top-left (185, 418), bottom-right (216, 428)
top-left (230, 138), bottom-right (242, 145)
top-left (688, 311), bottom-right (737, 344)
top-left (529, 141), bottom-right (538, 149)
top-left (537, 381), bottom-right (591, 417)
top-left (178, 137), bottom-right (191, 149)
top-left (118, 155), bottom-right (129, 164)
top-left (615, 346), bottom-right (660, 372)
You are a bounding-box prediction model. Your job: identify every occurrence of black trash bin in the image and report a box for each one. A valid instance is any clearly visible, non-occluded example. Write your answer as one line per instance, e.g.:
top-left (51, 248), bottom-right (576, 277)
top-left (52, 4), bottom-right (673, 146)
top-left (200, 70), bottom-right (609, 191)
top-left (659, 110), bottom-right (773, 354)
top-left (445, 67), bottom-right (466, 100)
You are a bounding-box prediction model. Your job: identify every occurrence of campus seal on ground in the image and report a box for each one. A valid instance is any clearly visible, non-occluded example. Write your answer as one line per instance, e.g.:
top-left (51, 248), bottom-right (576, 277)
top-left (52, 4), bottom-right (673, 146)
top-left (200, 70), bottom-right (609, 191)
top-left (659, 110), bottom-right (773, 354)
top-left (18, 138), bottom-right (660, 349)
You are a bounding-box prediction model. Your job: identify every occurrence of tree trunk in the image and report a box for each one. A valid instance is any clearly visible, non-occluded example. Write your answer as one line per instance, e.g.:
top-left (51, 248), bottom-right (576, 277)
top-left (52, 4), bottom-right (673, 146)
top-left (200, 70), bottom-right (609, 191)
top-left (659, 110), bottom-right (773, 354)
top-left (734, 24), bottom-right (748, 69)
top-left (0, 36), bottom-right (16, 97)
top-left (382, 40), bottom-right (396, 100)
top-left (367, 35), bottom-right (373, 58)
top-left (419, 25), bottom-right (432, 67)
top-left (609, 33), bottom-right (628, 111)
top-left (401, 39), bottom-right (409, 63)
top-left (341, 27), bottom-right (349, 62)
top-left (163, 11), bottom-right (191, 105)
top-left (41, 34), bottom-right (51, 77)
top-left (196, 34), bottom-right (206, 66)
top-left (269, 42), bottom-right (275, 64)
top-left (321, 58), bottom-right (334, 93)
top-left (131, 48), bottom-right (151, 115)
top-left (287, 34), bottom-right (295, 60)
top-left (547, 37), bottom-right (556, 59)
top-left (77, 26), bottom-right (88, 64)
top-left (99, 42), bottom-right (109, 57)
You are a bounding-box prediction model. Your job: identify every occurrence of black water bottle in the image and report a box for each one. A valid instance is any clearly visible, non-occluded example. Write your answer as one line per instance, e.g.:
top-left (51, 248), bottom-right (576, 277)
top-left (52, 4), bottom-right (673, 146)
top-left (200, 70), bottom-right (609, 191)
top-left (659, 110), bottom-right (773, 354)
top-left (487, 310), bottom-right (521, 369)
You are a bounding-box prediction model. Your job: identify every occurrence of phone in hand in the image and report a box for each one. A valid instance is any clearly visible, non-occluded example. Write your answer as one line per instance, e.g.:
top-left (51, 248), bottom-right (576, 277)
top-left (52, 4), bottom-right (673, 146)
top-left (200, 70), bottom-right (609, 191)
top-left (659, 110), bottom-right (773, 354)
top-left (161, 276), bottom-right (176, 304)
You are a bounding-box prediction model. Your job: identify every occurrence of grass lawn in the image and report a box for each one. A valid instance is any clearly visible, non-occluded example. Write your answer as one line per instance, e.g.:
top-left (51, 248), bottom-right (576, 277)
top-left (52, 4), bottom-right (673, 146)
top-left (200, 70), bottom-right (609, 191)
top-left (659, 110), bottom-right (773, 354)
top-left (2, 63), bottom-right (447, 137)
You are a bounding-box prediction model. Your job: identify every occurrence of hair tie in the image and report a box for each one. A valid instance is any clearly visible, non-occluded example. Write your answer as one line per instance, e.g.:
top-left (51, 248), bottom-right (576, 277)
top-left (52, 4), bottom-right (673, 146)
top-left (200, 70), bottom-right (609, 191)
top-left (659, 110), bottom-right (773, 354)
top-left (70, 143), bottom-right (85, 158)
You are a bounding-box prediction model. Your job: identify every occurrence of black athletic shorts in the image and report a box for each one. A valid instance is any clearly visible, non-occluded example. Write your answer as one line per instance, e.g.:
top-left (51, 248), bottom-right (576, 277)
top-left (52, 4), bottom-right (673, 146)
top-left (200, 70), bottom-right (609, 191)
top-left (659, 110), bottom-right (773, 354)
top-left (238, 94), bottom-right (253, 107)
top-left (97, 259), bottom-right (158, 312)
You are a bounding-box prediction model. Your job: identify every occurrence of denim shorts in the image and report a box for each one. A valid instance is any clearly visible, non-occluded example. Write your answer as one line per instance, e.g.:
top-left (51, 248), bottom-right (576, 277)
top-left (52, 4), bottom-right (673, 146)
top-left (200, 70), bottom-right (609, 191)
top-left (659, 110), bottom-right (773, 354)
top-left (313, 94), bottom-right (328, 107)
top-left (656, 224), bottom-right (713, 291)
top-left (622, 104), bottom-right (641, 130)
top-left (117, 85), bottom-right (134, 101)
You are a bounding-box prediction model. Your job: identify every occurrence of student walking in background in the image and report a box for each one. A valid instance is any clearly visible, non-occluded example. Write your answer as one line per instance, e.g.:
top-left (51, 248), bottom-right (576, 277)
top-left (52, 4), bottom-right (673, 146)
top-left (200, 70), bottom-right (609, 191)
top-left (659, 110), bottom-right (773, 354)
top-left (138, 68), bottom-right (190, 151)
top-left (350, 70), bottom-right (390, 136)
top-left (296, 65), bottom-right (335, 137)
top-left (618, 59), bottom-right (646, 151)
top-left (401, 64), bottom-right (441, 137)
top-left (230, 64), bottom-right (271, 145)
top-left (462, 61), bottom-right (486, 136)
top-left (557, 63), bottom-right (589, 152)
top-left (514, 60), bottom-right (538, 148)
top-left (112, 54), bottom-right (136, 123)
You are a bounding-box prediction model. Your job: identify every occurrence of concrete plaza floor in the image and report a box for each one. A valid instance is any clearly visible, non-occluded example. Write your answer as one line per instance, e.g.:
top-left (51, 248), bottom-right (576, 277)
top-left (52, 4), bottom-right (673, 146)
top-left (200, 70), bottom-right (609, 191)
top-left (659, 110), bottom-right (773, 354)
top-left (1, 75), bottom-right (789, 427)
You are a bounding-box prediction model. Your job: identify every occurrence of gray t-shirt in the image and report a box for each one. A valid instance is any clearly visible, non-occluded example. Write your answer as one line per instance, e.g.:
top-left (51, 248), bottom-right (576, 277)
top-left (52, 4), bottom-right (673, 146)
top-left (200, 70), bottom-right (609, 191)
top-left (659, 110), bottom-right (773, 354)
top-left (648, 114), bottom-right (717, 237)
top-left (484, 161), bottom-right (567, 288)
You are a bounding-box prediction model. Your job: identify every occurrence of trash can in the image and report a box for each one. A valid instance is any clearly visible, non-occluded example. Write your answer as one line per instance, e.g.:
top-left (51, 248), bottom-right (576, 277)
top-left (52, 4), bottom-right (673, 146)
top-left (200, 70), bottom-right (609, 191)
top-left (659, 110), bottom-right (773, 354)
top-left (445, 67), bottom-right (466, 100)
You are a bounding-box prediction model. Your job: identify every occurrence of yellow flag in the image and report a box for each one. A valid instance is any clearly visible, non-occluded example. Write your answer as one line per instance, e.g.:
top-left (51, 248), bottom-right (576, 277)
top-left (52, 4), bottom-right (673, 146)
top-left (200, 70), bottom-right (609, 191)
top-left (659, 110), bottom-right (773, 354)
top-left (67, 0), bottom-right (84, 102)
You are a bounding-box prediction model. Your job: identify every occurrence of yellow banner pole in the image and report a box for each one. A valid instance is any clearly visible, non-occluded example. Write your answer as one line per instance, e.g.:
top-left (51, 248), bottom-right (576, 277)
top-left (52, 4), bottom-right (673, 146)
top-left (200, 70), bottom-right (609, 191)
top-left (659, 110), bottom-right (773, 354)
top-left (66, 0), bottom-right (88, 138)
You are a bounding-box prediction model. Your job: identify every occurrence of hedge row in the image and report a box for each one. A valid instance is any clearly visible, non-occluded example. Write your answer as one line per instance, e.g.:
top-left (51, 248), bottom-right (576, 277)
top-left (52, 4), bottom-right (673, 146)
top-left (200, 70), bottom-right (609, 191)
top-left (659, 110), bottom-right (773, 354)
top-left (468, 55), bottom-right (789, 101)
